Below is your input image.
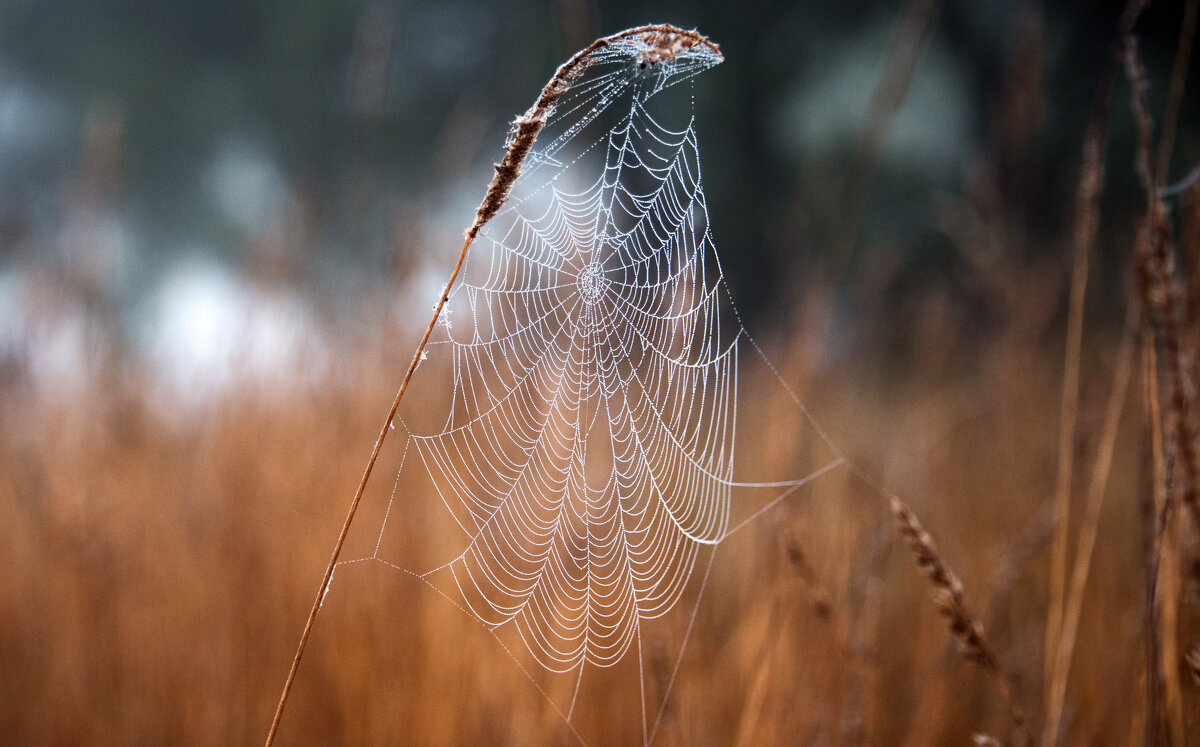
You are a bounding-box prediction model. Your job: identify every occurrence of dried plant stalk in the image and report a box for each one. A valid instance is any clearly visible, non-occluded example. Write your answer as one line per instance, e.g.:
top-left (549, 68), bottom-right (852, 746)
top-left (1043, 5), bottom-right (1144, 738)
top-left (1126, 35), bottom-right (1200, 531)
top-left (1044, 309), bottom-right (1137, 745)
top-left (1125, 36), bottom-right (1200, 742)
top-left (889, 497), bottom-right (1031, 745)
top-left (1158, 501), bottom-right (1186, 744)
top-left (1141, 336), bottom-right (1169, 746)
top-left (1043, 58), bottom-right (1106, 727)
top-left (264, 24), bottom-right (720, 747)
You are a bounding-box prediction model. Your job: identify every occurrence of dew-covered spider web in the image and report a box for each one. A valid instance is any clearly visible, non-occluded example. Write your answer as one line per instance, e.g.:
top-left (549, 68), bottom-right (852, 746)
top-left (331, 31), bottom-right (848, 745)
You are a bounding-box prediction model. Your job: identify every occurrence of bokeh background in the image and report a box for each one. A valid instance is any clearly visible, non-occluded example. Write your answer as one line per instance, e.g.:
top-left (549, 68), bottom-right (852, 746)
top-left (2, 0), bottom-right (1198, 743)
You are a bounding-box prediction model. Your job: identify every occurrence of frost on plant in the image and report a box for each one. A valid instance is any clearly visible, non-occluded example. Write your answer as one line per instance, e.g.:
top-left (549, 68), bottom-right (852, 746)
top-left (349, 28), bottom-right (843, 737)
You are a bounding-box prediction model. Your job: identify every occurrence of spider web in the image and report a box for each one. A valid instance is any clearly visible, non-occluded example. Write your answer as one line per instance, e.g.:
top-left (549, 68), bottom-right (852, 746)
top-left (336, 33), bottom-right (846, 743)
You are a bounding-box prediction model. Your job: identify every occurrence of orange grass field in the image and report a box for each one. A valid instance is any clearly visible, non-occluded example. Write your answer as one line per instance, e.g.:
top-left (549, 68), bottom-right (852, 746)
top-left (3, 5), bottom-right (1200, 747)
top-left (2, 229), bottom-right (1192, 744)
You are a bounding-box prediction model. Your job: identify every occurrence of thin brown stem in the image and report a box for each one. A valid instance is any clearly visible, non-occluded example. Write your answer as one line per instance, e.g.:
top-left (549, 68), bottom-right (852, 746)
top-left (264, 25), bottom-right (720, 746)
top-left (1043, 101), bottom-right (1098, 729)
top-left (1141, 335), bottom-right (1168, 746)
top-left (1043, 6), bottom-right (1143, 736)
top-left (264, 230), bottom-right (472, 747)
top-left (1044, 306), bottom-right (1138, 744)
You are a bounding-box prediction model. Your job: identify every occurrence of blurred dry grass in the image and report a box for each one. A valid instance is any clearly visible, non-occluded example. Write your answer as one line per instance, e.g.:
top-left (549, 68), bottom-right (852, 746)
top-left (3, 4), bottom-right (1200, 746)
top-left (0, 242), bottom-right (1177, 744)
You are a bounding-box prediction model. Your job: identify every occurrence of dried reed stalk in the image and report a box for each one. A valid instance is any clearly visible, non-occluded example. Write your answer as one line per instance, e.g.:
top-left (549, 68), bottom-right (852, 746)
top-left (1140, 337), bottom-right (1169, 746)
top-left (1043, 50), bottom-right (1109, 728)
top-left (1043, 5), bottom-right (1144, 739)
top-left (1126, 34), bottom-right (1200, 744)
top-left (889, 497), bottom-right (1031, 745)
top-left (1126, 35), bottom-right (1200, 532)
top-left (1043, 308), bottom-right (1137, 745)
top-left (1150, 18), bottom-right (1200, 732)
top-left (264, 25), bottom-right (721, 746)
top-left (1157, 494), bottom-right (1186, 744)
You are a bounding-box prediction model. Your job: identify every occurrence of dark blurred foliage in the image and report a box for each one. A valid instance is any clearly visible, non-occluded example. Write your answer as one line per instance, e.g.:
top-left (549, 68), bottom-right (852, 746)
top-left (1, 0), bottom-right (1195, 332)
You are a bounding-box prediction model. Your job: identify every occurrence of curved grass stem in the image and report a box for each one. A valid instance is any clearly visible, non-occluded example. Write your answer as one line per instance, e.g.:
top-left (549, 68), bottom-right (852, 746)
top-left (264, 24), bottom-right (720, 746)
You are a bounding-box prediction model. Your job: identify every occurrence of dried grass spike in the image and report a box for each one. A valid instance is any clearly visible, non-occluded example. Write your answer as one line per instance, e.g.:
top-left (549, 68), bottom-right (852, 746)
top-left (472, 24), bottom-right (719, 235)
top-left (636, 28), bottom-right (710, 67)
top-left (1127, 34), bottom-right (1200, 529)
top-left (265, 24), bottom-right (721, 747)
top-left (889, 497), bottom-right (1031, 744)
